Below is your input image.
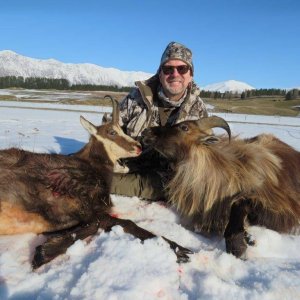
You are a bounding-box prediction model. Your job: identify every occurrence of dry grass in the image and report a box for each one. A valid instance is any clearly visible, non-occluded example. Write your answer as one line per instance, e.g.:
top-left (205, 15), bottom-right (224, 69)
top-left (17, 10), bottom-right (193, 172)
top-left (60, 91), bottom-right (128, 106)
top-left (0, 89), bottom-right (128, 106)
top-left (0, 95), bottom-right (17, 101)
top-left (206, 96), bottom-right (300, 117)
top-left (1, 89), bottom-right (299, 117)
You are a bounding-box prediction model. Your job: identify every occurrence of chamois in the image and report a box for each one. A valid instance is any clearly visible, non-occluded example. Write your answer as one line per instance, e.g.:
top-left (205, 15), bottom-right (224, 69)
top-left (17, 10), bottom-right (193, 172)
top-left (142, 116), bottom-right (300, 257)
top-left (0, 96), bottom-right (191, 269)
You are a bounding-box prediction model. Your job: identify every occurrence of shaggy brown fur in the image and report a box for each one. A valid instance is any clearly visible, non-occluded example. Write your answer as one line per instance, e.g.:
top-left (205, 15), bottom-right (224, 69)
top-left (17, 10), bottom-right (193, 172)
top-left (142, 116), bottom-right (300, 257)
top-left (0, 97), bottom-right (191, 268)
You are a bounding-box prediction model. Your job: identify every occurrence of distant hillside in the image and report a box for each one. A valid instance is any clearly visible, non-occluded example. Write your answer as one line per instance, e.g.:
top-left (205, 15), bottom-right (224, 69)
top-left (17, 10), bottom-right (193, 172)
top-left (0, 50), bottom-right (152, 87)
top-left (3, 51), bottom-right (291, 93)
top-left (202, 80), bottom-right (255, 93)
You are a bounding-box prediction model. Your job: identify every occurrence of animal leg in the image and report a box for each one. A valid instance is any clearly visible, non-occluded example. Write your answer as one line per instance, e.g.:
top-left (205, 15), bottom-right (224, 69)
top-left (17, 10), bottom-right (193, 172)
top-left (32, 222), bottom-right (99, 269)
top-left (32, 214), bottom-right (192, 269)
top-left (98, 214), bottom-right (192, 263)
top-left (224, 198), bottom-right (253, 258)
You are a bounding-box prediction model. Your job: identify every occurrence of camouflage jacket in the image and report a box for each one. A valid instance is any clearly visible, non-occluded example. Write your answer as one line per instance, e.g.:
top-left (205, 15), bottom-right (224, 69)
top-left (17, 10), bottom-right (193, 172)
top-left (119, 75), bottom-right (207, 139)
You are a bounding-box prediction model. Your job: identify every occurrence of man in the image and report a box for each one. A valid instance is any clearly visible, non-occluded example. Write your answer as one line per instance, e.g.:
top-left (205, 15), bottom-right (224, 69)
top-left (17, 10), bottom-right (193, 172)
top-left (111, 41), bottom-right (208, 200)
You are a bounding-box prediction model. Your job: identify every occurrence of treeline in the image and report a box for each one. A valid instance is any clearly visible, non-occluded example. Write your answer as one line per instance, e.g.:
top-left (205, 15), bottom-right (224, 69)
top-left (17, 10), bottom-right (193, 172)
top-left (200, 90), bottom-right (240, 99)
top-left (70, 84), bottom-right (131, 92)
top-left (285, 89), bottom-right (300, 100)
top-left (241, 88), bottom-right (299, 100)
top-left (1, 76), bottom-right (299, 100)
top-left (0, 76), bottom-right (69, 90)
top-left (241, 89), bottom-right (286, 98)
top-left (0, 76), bottom-right (131, 92)
top-left (201, 88), bottom-right (299, 100)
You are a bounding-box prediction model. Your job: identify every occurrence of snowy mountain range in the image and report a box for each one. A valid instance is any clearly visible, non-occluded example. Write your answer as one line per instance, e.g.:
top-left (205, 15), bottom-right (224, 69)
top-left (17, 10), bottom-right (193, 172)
top-left (0, 50), bottom-right (255, 92)
top-left (202, 80), bottom-right (255, 93)
top-left (0, 50), bottom-right (152, 87)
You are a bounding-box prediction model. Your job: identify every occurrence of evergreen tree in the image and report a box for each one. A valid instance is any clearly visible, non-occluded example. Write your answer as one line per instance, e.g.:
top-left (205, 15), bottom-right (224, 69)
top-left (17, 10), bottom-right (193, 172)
top-left (285, 89), bottom-right (299, 100)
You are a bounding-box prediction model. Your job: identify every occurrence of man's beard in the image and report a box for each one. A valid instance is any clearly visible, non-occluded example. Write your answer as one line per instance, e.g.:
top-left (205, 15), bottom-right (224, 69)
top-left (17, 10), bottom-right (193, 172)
top-left (165, 81), bottom-right (185, 96)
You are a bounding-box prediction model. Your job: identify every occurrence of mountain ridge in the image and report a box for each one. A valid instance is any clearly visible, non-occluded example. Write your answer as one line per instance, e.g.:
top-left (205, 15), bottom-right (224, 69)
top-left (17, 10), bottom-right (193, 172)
top-left (202, 79), bottom-right (255, 93)
top-left (1, 50), bottom-right (257, 92)
top-left (0, 50), bottom-right (152, 87)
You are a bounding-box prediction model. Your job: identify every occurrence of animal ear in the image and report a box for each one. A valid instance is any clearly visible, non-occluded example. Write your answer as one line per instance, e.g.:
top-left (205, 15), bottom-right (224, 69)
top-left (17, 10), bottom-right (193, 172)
top-left (80, 116), bottom-right (97, 136)
top-left (198, 135), bottom-right (220, 145)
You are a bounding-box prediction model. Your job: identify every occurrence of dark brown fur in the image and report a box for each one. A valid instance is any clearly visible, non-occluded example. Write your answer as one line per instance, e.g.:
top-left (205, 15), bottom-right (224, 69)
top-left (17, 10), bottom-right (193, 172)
top-left (142, 117), bottom-right (300, 257)
top-left (0, 98), bottom-right (191, 268)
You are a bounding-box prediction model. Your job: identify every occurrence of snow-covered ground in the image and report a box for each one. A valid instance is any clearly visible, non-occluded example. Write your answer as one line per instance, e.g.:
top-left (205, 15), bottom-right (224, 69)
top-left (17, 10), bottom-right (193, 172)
top-left (0, 101), bottom-right (299, 300)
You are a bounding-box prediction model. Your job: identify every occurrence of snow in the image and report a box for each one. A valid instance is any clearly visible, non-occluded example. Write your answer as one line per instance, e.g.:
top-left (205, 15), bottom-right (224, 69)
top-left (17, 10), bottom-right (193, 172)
top-left (0, 99), bottom-right (300, 299)
top-left (202, 80), bottom-right (255, 93)
top-left (1, 51), bottom-right (299, 94)
top-left (0, 51), bottom-right (259, 92)
top-left (0, 50), bottom-right (153, 87)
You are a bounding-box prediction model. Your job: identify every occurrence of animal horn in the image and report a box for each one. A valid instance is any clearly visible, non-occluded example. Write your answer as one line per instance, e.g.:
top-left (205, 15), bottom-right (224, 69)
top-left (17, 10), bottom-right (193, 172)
top-left (104, 95), bottom-right (119, 124)
top-left (197, 116), bottom-right (231, 140)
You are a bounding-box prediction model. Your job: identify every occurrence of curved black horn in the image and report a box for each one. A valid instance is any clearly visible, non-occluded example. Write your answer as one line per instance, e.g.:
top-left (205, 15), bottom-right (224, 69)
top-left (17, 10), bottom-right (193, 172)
top-left (104, 95), bottom-right (119, 124)
top-left (197, 116), bottom-right (231, 140)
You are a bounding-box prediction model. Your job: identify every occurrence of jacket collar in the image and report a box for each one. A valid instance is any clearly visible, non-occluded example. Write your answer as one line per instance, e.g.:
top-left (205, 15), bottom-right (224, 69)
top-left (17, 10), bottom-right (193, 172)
top-left (135, 75), bottom-right (202, 123)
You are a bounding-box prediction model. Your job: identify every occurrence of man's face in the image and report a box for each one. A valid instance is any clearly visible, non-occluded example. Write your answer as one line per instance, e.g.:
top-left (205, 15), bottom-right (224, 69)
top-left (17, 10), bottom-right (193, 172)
top-left (159, 59), bottom-right (193, 101)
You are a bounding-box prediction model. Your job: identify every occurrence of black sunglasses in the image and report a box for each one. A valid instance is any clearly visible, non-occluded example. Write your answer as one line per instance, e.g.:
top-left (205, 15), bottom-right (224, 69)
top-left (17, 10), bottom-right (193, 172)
top-left (161, 65), bottom-right (190, 75)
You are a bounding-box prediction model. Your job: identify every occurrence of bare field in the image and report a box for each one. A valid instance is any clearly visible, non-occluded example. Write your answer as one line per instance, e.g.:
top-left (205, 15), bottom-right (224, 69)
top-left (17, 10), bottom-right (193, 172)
top-left (206, 96), bottom-right (300, 117)
top-left (0, 89), bottom-right (128, 106)
top-left (0, 89), bottom-right (299, 117)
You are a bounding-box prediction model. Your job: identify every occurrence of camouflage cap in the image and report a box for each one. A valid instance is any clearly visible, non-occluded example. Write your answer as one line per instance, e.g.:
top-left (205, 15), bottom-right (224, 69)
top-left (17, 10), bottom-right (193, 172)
top-left (159, 41), bottom-right (194, 75)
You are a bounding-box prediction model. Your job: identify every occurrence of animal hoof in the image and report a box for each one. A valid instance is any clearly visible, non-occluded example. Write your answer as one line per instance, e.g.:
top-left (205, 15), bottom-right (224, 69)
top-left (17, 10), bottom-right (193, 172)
top-left (32, 245), bottom-right (47, 269)
top-left (162, 237), bottom-right (193, 263)
top-left (175, 249), bottom-right (192, 263)
top-left (174, 244), bottom-right (193, 263)
top-left (32, 235), bottom-right (69, 270)
top-left (225, 232), bottom-right (247, 258)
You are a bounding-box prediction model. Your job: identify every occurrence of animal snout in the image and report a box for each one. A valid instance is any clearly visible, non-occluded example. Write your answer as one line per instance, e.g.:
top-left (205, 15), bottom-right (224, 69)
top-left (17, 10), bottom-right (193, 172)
top-left (134, 144), bottom-right (142, 155)
top-left (141, 128), bottom-right (157, 146)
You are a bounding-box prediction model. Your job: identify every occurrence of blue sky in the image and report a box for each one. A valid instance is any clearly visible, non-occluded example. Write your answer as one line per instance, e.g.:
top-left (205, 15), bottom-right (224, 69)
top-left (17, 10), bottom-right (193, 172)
top-left (0, 0), bottom-right (299, 89)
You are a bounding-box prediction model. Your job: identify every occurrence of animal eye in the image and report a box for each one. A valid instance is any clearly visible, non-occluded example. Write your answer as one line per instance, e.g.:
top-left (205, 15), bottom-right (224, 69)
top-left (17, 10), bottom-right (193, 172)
top-left (179, 124), bottom-right (189, 131)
